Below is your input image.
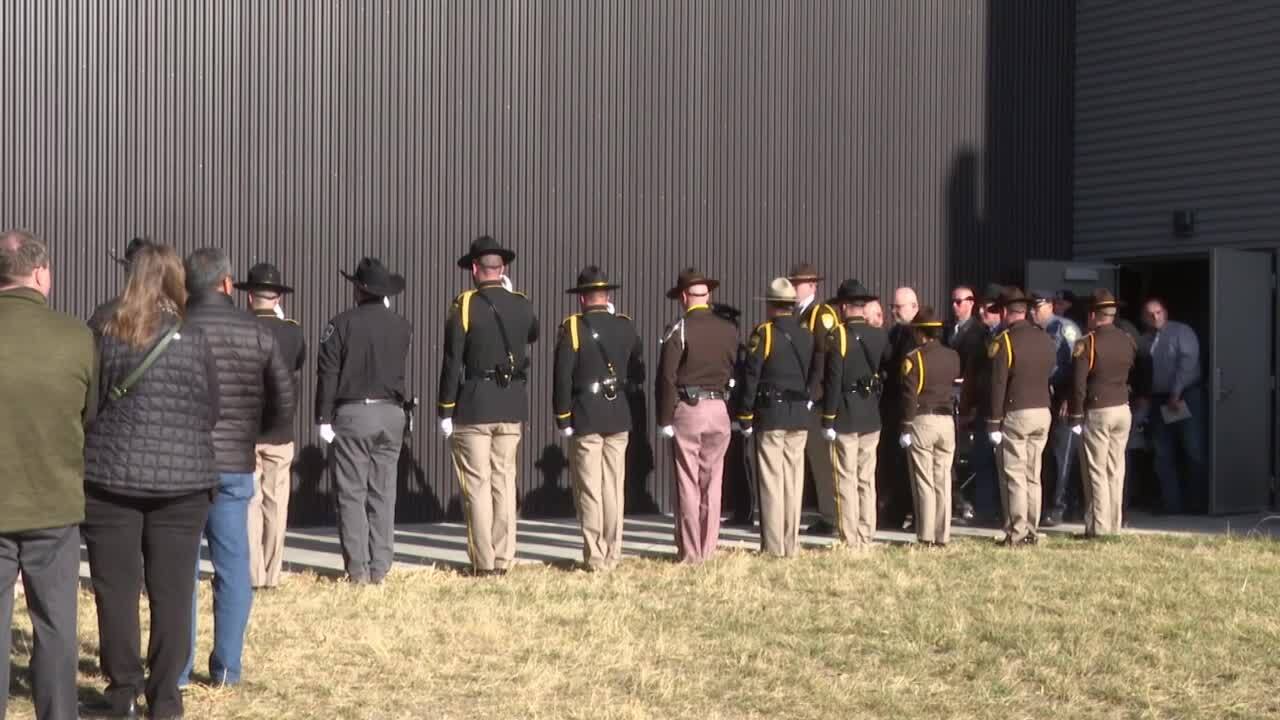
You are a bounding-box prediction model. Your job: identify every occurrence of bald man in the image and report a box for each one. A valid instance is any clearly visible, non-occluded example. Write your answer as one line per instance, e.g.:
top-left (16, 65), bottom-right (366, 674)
top-left (866, 300), bottom-right (885, 329)
top-left (879, 287), bottom-right (921, 528)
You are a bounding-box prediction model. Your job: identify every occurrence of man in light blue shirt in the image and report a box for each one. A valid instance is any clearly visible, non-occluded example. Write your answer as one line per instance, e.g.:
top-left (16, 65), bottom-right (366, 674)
top-left (1138, 298), bottom-right (1205, 513)
top-left (1031, 290), bottom-right (1083, 526)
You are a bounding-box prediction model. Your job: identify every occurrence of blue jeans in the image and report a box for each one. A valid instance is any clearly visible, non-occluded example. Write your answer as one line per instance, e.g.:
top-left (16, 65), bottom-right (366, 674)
top-left (1048, 417), bottom-right (1080, 518)
top-left (1149, 388), bottom-right (1206, 514)
top-left (180, 473), bottom-right (255, 686)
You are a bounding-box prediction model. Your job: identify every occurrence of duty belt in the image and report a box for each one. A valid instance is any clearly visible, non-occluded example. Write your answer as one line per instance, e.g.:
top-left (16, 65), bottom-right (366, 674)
top-left (573, 377), bottom-right (633, 400)
top-left (679, 386), bottom-right (726, 404)
top-left (464, 367), bottom-right (528, 382)
top-left (335, 398), bottom-right (399, 407)
top-left (757, 386), bottom-right (810, 404)
top-left (917, 405), bottom-right (954, 416)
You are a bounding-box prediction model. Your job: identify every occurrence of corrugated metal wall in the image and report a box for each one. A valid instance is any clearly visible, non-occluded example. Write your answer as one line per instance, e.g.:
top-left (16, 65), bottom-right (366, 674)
top-left (1075, 0), bottom-right (1280, 259)
top-left (0, 1), bottom-right (1073, 523)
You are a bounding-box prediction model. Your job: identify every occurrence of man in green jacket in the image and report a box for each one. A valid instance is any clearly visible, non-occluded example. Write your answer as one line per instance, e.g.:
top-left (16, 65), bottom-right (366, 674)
top-left (0, 229), bottom-right (97, 720)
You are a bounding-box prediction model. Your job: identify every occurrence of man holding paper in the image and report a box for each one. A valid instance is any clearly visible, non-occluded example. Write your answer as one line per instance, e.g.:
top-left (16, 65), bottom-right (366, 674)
top-left (1138, 298), bottom-right (1205, 514)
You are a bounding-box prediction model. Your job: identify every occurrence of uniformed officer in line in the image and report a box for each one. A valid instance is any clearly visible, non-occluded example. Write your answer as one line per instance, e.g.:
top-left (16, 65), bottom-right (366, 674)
top-left (735, 278), bottom-right (813, 558)
top-left (897, 307), bottom-right (962, 546)
top-left (957, 283), bottom-right (1007, 525)
top-left (235, 263), bottom-right (307, 589)
top-left (88, 237), bottom-right (153, 331)
top-left (1069, 289), bottom-right (1136, 537)
top-left (987, 287), bottom-right (1056, 546)
top-left (722, 302), bottom-right (758, 527)
top-left (553, 266), bottom-right (644, 571)
top-left (788, 263), bottom-right (842, 536)
top-left (819, 280), bottom-right (890, 549)
top-left (315, 258), bottom-right (414, 584)
top-left (438, 236), bottom-right (539, 576)
top-left (1031, 289), bottom-right (1084, 527)
top-left (657, 268), bottom-right (739, 564)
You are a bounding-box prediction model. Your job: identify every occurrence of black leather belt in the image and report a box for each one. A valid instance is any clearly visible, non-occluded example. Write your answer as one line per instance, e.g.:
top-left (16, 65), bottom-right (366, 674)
top-left (465, 368), bottom-right (528, 382)
top-left (687, 390), bottom-right (725, 401)
top-left (336, 398), bottom-right (398, 407)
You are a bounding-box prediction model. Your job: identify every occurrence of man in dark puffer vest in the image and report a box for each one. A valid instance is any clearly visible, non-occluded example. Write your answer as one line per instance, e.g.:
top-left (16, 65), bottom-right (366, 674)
top-left (178, 247), bottom-right (296, 688)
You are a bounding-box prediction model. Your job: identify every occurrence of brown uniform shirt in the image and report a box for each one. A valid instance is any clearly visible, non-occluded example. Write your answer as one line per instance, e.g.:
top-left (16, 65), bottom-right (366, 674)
top-left (899, 340), bottom-right (961, 424)
top-left (987, 318), bottom-right (1055, 430)
top-left (798, 299), bottom-right (840, 399)
top-left (1069, 323), bottom-right (1136, 420)
top-left (656, 304), bottom-right (739, 425)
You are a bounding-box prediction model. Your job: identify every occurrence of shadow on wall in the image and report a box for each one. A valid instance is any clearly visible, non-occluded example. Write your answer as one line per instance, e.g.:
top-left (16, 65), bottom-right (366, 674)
top-left (947, 0), bottom-right (1074, 291)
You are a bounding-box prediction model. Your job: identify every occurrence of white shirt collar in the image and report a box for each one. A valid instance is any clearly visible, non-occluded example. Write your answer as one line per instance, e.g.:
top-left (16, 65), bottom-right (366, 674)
top-left (796, 295), bottom-right (815, 314)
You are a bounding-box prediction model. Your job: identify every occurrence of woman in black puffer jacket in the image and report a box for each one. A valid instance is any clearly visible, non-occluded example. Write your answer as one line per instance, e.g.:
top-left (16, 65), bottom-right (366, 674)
top-left (82, 243), bottom-right (220, 720)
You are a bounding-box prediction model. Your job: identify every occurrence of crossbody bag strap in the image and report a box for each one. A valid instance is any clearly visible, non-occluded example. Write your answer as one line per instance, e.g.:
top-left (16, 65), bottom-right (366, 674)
top-left (474, 291), bottom-right (517, 366)
top-left (772, 323), bottom-right (809, 380)
top-left (108, 321), bottom-right (183, 402)
top-left (578, 313), bottom-right (618, 378)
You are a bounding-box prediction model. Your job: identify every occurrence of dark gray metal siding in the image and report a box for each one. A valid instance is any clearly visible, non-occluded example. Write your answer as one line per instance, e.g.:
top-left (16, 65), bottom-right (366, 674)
top-left (1075, 0), bottom-right (1280, 259)
top-left (0, 1), bottom-right (1073, 523)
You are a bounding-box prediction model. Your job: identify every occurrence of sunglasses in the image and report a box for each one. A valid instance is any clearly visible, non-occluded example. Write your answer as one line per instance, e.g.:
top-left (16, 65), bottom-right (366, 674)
top-left (951, 297), bottom-right (974, 304)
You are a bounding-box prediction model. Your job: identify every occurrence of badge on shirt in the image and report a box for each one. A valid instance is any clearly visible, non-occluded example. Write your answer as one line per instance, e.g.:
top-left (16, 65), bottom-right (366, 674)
top-left (1072, 339), bottom-right (1087, 358)
top-left (987, 341), bottom-right (1000, 359)
top-left (320, 323), bottom-right (336, 344)
top-left (901, 358), bottom-right (913, 376)
top-left (821, 313), bottom-right (835, 330)
top-left (748, 332), bottom-right (761, 353)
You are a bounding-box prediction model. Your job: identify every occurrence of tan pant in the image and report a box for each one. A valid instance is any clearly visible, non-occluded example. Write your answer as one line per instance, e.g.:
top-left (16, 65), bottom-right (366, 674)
top-left (671, 400), bottom-right (731, 563)
top-left (570, 432), bottom-right (629, 569)
top-left (249, 442), bottom-right (295, 587)
top-left (756, 429), bottom-right (807, 557)
top-left (451, 422), bottom-right (522, 571)
top-left (1080, 405), bottom-right (1131, 536)
top-left (830, 431), bottom-right (879, 548)
top-left (906, 416), bottom-right (955, 544)
top-left (998, 408), bottom-right (1051, 542)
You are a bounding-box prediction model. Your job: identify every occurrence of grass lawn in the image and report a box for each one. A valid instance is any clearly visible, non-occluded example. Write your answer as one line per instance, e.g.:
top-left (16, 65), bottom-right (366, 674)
top-left (8, 534), bottom-right (1280, 719)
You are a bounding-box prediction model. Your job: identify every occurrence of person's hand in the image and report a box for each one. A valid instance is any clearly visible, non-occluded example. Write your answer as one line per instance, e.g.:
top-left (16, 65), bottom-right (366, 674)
top-left (988, 431), bottom-right (1003, 445)
top-left (1165, 395), bottom-right (1185, 412)
top-left (318, 424), bottom-right (335, 445)
top-left (561, 426), bottom-right (575, 438)
top-left (659, 425), bottom-right (676, 439)
top-left (898, 433), bottom-right (913, 449)
top-left (439, 418), bottom-right (454, 438)
top-left (1071, 425), bottom-right (1083, 436)
top-left (806, 400), bottom-right (814, 411)
top-left (823, 428), bottom-right (837, 442)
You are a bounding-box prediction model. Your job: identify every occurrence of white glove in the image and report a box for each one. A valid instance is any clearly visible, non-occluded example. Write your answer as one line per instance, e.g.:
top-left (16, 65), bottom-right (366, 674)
top-left (898, 433), bottom-right (913, 449)
top-left (988, 431), bottom-right (1003, 445)
top-left (318, 424), bottom-right (336, 445)
top-left (1071, 425), bottom-right (1083, 436)
top-left (382, 296), bottom-right (390, 308)
top-left (440, 418), bottom-right (454, 438)
top-left (823, 428), bottom-right (837, 442)
top-left (561, 426), bottom-right (575, 438)
top-left (659, 425), bottom-right (675, 439)
top-left (806, 400), bottom-right (814, 411)
top-left (742, 426), bottom-right (753, 438)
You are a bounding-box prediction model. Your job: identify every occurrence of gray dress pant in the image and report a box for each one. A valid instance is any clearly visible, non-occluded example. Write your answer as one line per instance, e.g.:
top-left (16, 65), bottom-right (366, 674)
top-left (0, 525), bottom-right (80, 720)
top-left (329, 403), bottom-right (405, 581)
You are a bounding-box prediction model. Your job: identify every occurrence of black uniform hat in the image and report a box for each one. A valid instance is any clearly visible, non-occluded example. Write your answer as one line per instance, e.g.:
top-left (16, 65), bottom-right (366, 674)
top-left (787, 262), bottom-right (824, 283)
top-left (234, 262), bottom-right (295, 295)
top-left (111, 237), bottom-right (153, 268)
top-left (993, 286), bottom-right (1032, 311)
top-left (832, 278), bottom-right (877, 304)
top-left (1030, 288), bottom-right (1055, 306)
top-left (566, 265), bottom-right (620, 294)
top-left (340, 257), bottom-right (406, 297)
top-left (666, 267), bottom-right (720, 300)
top-left (457, 235), bottom-right (516, 269)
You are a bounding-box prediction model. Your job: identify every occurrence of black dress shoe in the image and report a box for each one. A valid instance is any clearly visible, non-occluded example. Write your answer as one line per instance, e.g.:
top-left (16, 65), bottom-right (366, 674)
top-left (1021, 534), bottom-right (1040, 546)
top-left (803, 519), bottom-right (836, 536)
top-left (80, 697), bottom-right (139, 719)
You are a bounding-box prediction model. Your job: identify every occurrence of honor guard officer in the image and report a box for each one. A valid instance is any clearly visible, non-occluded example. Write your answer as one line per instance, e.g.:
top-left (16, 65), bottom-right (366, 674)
top-left (1031, 289), bottom-right (1084, 527)
top-left (438, 236), bottom-right (539, 577)
top-left (553, 266), bottom-right (644, 571)
top-left (820, 280), bottom-right (890, 550)
top-left (735, 278), bottom-right (813, 558)
top-left (897, 307), bottom-right (961, 546)
top-left (234, 263), bottom-right (307, 589)
top-left (788, 263), bottom-right (841, 536)
top-left (1069, 290), bottom-right (1136, 537)
top-left (657, 268), bottom-right (739, 564)
top-left (987, 287), bottom-right (1056, 546)
top-left (316, 258), bottom-right (414, 584)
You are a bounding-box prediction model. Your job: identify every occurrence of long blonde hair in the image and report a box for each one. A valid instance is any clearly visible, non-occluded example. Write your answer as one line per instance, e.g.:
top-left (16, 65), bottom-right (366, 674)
top-left (104, 244), bottom-right (187, 349)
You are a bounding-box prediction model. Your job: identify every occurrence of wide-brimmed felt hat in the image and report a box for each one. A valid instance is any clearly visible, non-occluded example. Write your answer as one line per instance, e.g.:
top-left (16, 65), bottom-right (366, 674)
top-left (832, 278), bottom-right (877, 304)
top-left (979, 283), bottom-right (1005, 306)
top-left (457, 235), bottom-right (516, 269)
top-left (112, 237), bottom-right (152, 268)
top-left (758, 277), bottom-right (797, 304)
top-left (994, 286), bottom-right (1032, 310)
top-left (787, 262), bottom-right (823, 283)
top-left (910, 306), bottom-right (945, 328)
top-left (234, 262), bottom-right (294, 295)
top-left (340, 257), bottom-right (406, 297)
top-left (566, 265), bottom-right (620, 294)
top-left (1088, 288), bottom-right (1123, 310)
top-left (666, 267), bottom-right (720, 300)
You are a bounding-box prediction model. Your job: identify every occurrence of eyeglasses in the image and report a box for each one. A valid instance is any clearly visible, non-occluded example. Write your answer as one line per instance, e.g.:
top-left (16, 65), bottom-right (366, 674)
top-left (951, 297), bottom-right (974, 304)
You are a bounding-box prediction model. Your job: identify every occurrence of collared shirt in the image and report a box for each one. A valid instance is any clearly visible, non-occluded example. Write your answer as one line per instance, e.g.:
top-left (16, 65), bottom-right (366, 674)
top-left (1044, 314), bottom-right (1083, 390)
top-left (1141, 320), bottom-right (1201, 397)
top-left (795, 294), bottom-right (815, 316)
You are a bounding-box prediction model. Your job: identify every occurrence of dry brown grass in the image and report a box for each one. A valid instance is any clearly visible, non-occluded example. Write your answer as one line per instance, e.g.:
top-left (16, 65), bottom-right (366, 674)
top-left (8, 534), bottom-right (1280, 719)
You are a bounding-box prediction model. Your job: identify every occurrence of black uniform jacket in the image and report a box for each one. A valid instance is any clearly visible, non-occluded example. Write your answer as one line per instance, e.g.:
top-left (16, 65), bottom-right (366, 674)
top-left (736, 313), bottom-right (814, 432)
top-left (316, 298), bottom-right (414, 425)
top-left (987, 318), bottom-right (1055, 430)
top-left (553, 306), bottom-right (644, 435)
top-left (253, 309), bottom-right (307, 444)
top-left (881, 322), bottom-right (921, 423)
top-left (821, 318), bottom-right (891, 434)
top-left (797, 299), bottom-right (840, 399)
top-left (1069, 323), bottom-right (1136, 420)
top-left (437, 281), bottom-right (540, 424)
top-left (899, 340), bottom-right (961, 425)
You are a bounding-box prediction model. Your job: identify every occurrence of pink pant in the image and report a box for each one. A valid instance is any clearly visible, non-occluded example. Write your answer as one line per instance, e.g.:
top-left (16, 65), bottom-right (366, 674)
top-left (671, 399), bottom-right (731, 563)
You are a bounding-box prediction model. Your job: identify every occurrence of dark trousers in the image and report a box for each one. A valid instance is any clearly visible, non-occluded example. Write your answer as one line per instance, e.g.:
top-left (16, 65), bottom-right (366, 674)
top-left (967, 425), bottom-right (1001, 524)
top-left (1047, 415), bottom-right (1080, 519)
top-left (329, 404), bottom-right (405, 581)
top-left (876, 427), bottom-right (913, 527)
top-left (0, 525), bottom-right (80, 720)
top-left (83, 487), bottom-right (211, 719)
top-left (1150, 388), bottom-right (1207, 513)
top-left (723, 430), bottom-right (757, 521)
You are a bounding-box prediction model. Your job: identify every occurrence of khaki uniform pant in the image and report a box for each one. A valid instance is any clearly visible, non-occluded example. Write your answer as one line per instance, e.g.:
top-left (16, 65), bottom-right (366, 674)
top-left (249, 442), bottom-right (295, 587)
top-left (1080, 405), bottom-right (1131, 536)
top-left (830, 431), bottom-right (879, 548)
top-left (570, 432), bottom-right (629, 569)
top-left (906, 416), bottom-right (955, 544)
top-left (451, 423), bottom-right (522, 571)
top-left (998, 408), bottom-right (1052, 542)
top-left (756, 429), bottom-right (807, 557)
